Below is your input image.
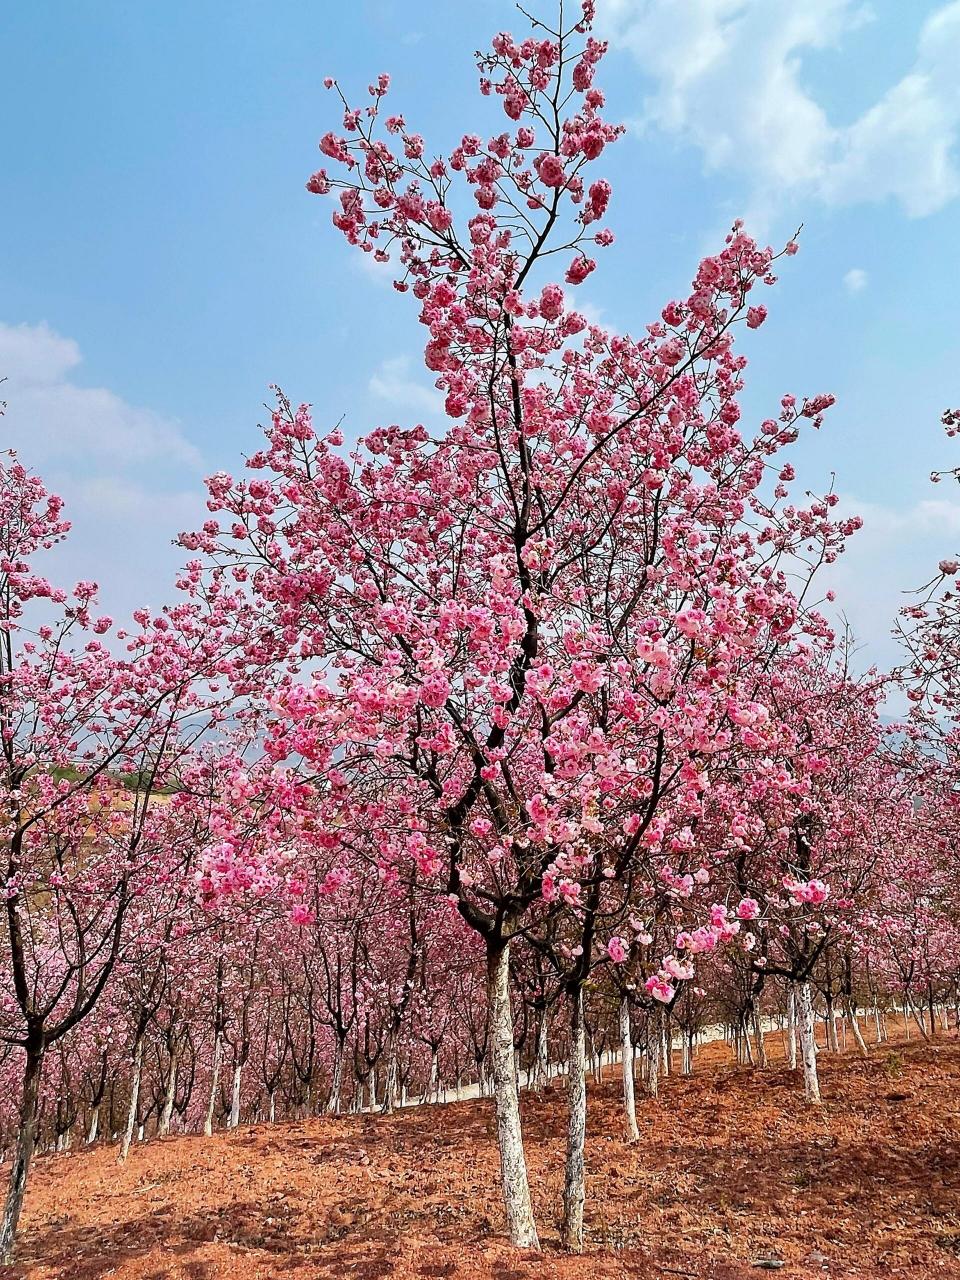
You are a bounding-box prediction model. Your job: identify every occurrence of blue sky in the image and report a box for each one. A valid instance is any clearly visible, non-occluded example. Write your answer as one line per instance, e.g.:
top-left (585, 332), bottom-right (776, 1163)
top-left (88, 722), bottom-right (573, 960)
top-left (2, 0), bottom-right (959, 672)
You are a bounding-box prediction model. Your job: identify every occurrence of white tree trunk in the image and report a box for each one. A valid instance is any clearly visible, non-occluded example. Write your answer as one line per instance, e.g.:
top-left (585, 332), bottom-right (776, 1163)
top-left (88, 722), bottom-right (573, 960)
top-left (661, 1020), bottom-right (671, 1076)
top-left (786, 985), bottom-right (798, 1070)
top-left (0, 1046), bottom-right (45, 1263)
top-left (847, 1001), bottom-right (869, 1056)
top-left (797, 982), bottom-right (821, 1105)
top-left (326, 1039), bottom-right (345, 1115)
top-left (562, 985), bottom-right (587, 1252)
top-left (429, 1049), bottom-right (439, 1102)
top-left (204, 1032), bottom-right (222, 1137)
top-left (119, 1035), bottom-right (144, 1162)
top-left (159, 1040), bottom-right (179, 1136)
top-left (905, 996), bottom-right (929, 1040)
top-left (534, 1015), bottom-right (549, 1091)
top-left (87, 1104), bottom-right (100, 1145)
top-left (743, 1019), bottom-right (755, 1066)
top-left (619, 998), bottom-right (639, 1142)
top-left (367, 1066), bottom-right (378, 1111)
top-left (646, 1017), bottom-right (660, 1099)
top-left (229, 1061), bottom-right (243, 1128)
top-left (382, 1029), bottom-right (398, 1114)
top-left (591, 1037), bottom-right (603, 1085)
top-left (681, 1030), bottom-right (693, 1076)
top-left (487, 942), bottom-right (539, 1249)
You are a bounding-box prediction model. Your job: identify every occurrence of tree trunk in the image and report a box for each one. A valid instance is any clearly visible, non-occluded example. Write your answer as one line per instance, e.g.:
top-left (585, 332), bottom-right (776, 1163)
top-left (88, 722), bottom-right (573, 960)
top-left (742, 1019), bottom-right (755, 1066)
top-left (204, 1032), bottom-right (222, 1137)
top-left (268, 1088), bottom-right (276, 1124)
top-left (561, 985), bottom-right (587, 1252)
top-left (786, 985), bottom-right (798, 1070)
top-left (619, 998), bottom-right (639, 1142)
top-left (681, 1029), bottom-right (693, 1076)
top-left (661, 1019), bottom-right (671, 1076)
top-left (87, 1103), bottom-right (101, 1145)
top-left (382, 1029), bottom-right (398, 1115)
top-left (645, 1016), bottom-right (660, 1099)
top-left (326, 1037), bottom-right (345, 1115)
top-left (752, 1010), bottom-right (767, 1068)
top-left (367, 1066), bottom-right (378, 1111)
top-left (906, 996), bottom-right (929, 1041)
top-left (229, 1061), bottom-right (242, 1128)
top-left (591, 1035), bottom-right (603, 1085)
top-left (797, 982), bottom-right (821, 1105)
top-left (119, 1034), bottom-right (145, 1162)
top-left (486, 941), bottom-right (539, 1249)
top-left (429, 1048), bottom-right (439, 1102)
top-left (847, 1001), bottom-right (869, 1057)
top-left (534, 1014), bottom-right (549, 1091)
top-left (0, 1044), bottom-right (44, 1263)
top-left (159, 1040), bottom-right (179, 1136)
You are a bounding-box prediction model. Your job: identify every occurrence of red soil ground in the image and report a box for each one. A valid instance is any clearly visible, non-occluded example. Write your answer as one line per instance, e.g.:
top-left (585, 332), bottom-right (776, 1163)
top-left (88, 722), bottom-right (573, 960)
top-left (6, 1026), bottom-right (960, 1280)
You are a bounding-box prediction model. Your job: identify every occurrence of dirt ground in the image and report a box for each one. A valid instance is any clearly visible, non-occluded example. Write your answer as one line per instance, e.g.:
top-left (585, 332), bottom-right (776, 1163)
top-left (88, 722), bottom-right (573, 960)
top-left (6, 1024), bottom-right (960, 1280)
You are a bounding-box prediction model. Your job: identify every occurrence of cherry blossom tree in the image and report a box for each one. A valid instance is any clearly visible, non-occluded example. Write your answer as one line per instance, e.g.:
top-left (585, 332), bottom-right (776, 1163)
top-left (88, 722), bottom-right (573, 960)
top-left (179, 0), bottom-right (862, 1249)
top-left (0, 449), bottom-right (274, 1259)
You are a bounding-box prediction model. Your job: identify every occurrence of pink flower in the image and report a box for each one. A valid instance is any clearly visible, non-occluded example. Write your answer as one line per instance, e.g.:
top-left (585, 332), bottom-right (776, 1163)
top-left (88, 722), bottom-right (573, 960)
top-left (746, 304), bottom-right (768, 329)
top-left (535, 153), bottom-right (566, 187)
top-left (606, 936), bottom-right (628, 964)
top-left (565, 256), bottom-right (596, 285)
top-left (736, 897), bottom-right (760, 921)
top-left (426, 202), bottom-right (453, 233)
top-left (559, 878), bottom-right (583, 907)
top-left (806, 878), bottom-right (829, 906)
top-left (539, 283), bottom-right (565, 321)
top-left (645, 975), bottom-right (675, 1003)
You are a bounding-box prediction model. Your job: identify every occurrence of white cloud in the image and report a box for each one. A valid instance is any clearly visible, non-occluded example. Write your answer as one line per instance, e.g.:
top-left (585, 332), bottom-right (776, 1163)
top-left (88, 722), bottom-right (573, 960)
top-left (600, 0), bottom-right (960, 224)
top-left (352, 250), bottom-right (395, 289)
top-left (0, 320), bottom-right (207, 618)
top-left (0, 321), bottom-right (200, 467)
top-left (843, 267), bottom-right (869, 293)
top-left (820, 492), bottom-right (960, 680)
top-left (0, 320), bottom-right (80, 387)
top-left (368, 355), bottom-right (442, 416)
top-left (70, 474), bottom-right (203, 523)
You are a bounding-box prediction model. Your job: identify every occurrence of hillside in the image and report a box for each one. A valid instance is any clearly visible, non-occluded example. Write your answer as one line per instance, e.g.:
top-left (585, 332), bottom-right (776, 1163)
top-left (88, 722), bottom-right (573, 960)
top-left (8, 1031), bottom-right (960, 1280)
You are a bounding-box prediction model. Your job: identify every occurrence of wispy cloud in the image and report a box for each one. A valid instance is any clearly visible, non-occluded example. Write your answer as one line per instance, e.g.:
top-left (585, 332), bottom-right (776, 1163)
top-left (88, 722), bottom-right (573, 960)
top-left (843, 267), bottom-right (869, 294)
top-left (0, 319), bottom-right (207, 616)
top-left (820, 491), bottom-right (960, 678)
top-left (0, 321), bottom-right (201, 467)
top-left (599, 0), bottom-right (960, 227)
top-left (368, 355), bottom-right (442, 416)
